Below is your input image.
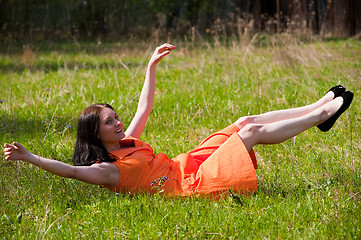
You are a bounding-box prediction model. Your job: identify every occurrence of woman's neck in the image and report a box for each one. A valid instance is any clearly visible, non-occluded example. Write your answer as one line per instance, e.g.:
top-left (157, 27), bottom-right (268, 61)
top-left (104, 142), bottom-right (121, 152)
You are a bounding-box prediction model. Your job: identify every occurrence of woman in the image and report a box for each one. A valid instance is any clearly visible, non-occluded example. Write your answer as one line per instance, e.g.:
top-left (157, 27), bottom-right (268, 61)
top-left (3, 43), bottom-right (354, 198)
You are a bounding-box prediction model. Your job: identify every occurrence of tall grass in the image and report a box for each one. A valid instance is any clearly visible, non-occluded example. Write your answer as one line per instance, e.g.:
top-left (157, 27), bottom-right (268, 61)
top-left (1, 36), bottom-right (360, 239)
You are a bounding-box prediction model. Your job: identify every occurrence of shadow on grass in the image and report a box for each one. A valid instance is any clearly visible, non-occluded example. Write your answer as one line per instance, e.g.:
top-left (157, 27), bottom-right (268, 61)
top-left (0, 40), bottom-right (152, 74)
top-left (0, 113), bottom-right (77, 142)
top-left (0, 59), bottom-right (140, 74)
top-left (0, 40), bottom-right (153, 55)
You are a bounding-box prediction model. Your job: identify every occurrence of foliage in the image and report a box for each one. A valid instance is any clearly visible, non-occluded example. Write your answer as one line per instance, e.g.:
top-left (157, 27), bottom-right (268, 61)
top-left (0, 0), bottom-right (253, 42)
top-left (1, 0), bottom-right (357, 43)
top-left (0, 36), bottom-right (360, 239)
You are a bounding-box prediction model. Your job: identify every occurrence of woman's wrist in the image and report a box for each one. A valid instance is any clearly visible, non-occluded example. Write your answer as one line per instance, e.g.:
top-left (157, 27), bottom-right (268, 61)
top-left (147, 61), bottom-right (158, 70)
top-left (24, 152), bottom-right (39, 165)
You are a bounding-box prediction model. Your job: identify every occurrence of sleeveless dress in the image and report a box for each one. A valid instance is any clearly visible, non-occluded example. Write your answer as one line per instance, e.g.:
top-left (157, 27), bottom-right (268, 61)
top-left (103, 124), bottom-right (258, 198)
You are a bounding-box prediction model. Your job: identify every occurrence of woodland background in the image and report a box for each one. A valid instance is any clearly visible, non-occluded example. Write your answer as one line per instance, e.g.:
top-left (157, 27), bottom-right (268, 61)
top-left (1, 0), bottom-right (360, 43)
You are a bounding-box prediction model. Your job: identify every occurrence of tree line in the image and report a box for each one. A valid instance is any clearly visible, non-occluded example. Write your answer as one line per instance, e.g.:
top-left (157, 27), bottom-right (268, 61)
top-left (0, 0), bottom-right (359, 43)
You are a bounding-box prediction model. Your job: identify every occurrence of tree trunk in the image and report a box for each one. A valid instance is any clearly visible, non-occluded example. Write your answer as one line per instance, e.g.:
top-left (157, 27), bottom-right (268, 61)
top-left (314, 0), bottom-right (320, 34)
top-left (328, 0), bottom-right (334, 35)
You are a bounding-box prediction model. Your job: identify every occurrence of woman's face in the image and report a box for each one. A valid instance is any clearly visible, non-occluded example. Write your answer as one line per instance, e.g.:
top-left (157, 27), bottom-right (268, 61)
top-left (97, 107), bottom-right (125, 151)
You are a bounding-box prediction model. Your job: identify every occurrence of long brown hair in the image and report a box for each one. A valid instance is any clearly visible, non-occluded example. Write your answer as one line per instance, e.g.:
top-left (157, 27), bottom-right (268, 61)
top-left (72, 103), bottom-right (117, 166)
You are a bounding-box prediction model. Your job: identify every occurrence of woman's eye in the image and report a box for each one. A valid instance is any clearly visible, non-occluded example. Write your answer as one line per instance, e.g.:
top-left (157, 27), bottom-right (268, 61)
top-left (115, 116), bottom-right (119, 120)
top-left (106, 120), bottom-right (111, 124)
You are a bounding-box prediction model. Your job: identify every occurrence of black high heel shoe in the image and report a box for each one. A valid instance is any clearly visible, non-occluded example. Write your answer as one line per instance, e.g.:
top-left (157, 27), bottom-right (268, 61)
top-left (327, 85), bottom-right (346, 98)
top-left (317, 91), bottom-right (354, 132)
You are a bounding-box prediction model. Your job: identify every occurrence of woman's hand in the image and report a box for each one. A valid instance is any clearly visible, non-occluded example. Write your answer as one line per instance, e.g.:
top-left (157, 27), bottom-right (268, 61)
top-left (3, 142), bottom-right (31, 162)
top-left (148, 43), bottom-right (175, 67)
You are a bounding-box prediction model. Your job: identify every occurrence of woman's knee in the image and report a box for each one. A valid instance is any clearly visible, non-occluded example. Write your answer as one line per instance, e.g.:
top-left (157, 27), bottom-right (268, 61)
top-left (234, 116), bottom-right (255, 129)
top-left (240, 123), bottom-right (264, 137)
top-left (237, 123), bottom-right (264, 151)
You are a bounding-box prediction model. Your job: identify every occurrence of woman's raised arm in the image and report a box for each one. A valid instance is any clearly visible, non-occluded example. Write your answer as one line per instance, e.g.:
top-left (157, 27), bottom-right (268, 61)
top-left (125, 43), bottom-right (175, 139)
top-left (3, 142), bottom-right (119, 186)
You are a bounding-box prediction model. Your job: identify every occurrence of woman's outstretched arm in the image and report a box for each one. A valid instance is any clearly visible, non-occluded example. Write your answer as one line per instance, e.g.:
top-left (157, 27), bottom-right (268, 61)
top-left (125, 43), bottom-right (175, 139)
top-left (3, 142), bottom-right (119, 186)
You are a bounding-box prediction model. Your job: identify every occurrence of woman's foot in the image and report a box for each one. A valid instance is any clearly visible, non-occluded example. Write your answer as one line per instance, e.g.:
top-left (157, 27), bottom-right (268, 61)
top-left (317, 91), bottom-right (354, 132)
top-left (327, 85), bottom-right (346, 98)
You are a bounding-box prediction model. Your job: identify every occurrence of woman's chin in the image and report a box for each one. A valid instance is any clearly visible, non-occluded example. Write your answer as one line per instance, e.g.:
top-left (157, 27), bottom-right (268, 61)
top-left (118, 133), bottom-right (126, 140)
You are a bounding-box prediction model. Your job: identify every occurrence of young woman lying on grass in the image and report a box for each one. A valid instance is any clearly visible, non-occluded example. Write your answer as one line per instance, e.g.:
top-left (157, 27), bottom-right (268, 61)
top-left (3, 43), bottom-right (354, 198)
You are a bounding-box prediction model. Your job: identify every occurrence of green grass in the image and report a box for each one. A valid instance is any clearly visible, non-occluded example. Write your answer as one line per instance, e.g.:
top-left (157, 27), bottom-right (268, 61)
top-left (1, 36), bottom-right (360, 239)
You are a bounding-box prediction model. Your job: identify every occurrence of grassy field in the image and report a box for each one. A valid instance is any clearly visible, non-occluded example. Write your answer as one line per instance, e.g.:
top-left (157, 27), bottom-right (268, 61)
top-left (1, 35), bottom-right (360, 239)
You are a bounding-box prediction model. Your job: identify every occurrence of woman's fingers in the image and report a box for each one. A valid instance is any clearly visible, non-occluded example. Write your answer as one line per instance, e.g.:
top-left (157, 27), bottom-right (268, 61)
top-left (160, 50), bottom-right (170, 57)
top-left (4, 143), bottom-right (12, 148)
top-left (4, 146), bottom-right (13, 160)
top-left (157, 43), bottom-right (175, 53)
top-left (158, 43), bottom-right (174, 49)
top-left (13, 142), bottom-right (22, 150)
top-left (4, 144), bottom-right (13, 154)
top-left (4, 147), bottom-right (12, 152)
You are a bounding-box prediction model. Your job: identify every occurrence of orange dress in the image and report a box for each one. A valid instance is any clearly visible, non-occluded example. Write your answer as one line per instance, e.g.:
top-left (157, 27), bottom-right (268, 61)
top-left (103, 124), bottom-right (258, 198)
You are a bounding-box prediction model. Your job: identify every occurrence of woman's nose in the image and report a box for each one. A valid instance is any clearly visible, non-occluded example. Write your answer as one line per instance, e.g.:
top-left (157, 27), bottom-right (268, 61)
top-left (116, 119), bottom-right (123, 127)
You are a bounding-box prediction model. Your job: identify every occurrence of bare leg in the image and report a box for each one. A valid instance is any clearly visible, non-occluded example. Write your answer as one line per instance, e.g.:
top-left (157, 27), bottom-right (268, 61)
top-left (238, 97), bottom-right (344, 152)
top-left (235, 92), bottom-right (335, 129)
